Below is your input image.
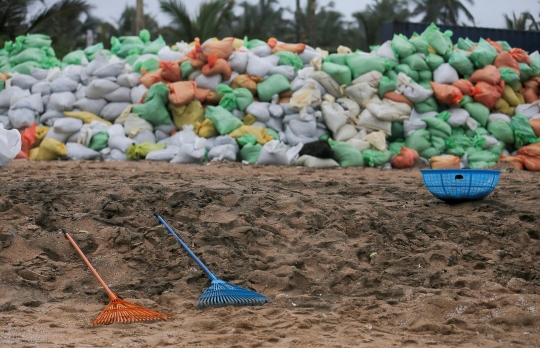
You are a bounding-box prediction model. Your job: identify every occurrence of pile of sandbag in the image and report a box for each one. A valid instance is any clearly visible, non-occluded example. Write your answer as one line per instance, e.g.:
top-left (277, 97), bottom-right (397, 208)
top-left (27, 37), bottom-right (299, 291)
top-left (1, 24), bottom-right (540, 171)
top-left (0, 34), bottom-right (58, 75)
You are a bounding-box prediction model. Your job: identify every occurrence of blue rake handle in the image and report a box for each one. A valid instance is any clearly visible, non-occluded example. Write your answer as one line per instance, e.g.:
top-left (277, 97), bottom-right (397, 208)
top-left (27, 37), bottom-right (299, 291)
top-left (154, 213), bottom-right (218, 281)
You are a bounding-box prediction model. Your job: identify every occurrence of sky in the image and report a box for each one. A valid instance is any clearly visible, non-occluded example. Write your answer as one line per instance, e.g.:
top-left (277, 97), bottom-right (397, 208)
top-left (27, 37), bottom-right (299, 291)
top-left (31, 0), bottom-right (539, 30)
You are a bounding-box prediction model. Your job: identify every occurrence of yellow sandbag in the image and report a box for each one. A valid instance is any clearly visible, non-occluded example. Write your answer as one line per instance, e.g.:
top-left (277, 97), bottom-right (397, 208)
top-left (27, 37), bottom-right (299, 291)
top-left (516, 92), bottom-right (525, 105)
top-left (225, 37), bottom-right (244, 49)
top-left (35, 126), bottom-right (49, 147)
top-left (35, 138), bottom-right (67, 161)
top-left (170, 100), bottom-right (204, 130)
top-left (513, 81), bottom-right (523, 93)
top-left (229, 125), bottom-right (274, 145)
top-left (195, 118), bottom-right (218, 138)
top-left (64, 111), bottom-right (112, 126)
top-left (243, 113), bottom-right (257, 126)
top-left (29, 147), bottom-right (39, 161)
top-left (503, 85), bottom-right (520, 106)
top-left (337, 46), bottom-right (352, 54)
top-left (506, 106), bottom-right (515, 117)
top-left (495, 98), bottom-right (510, 114)
top-left (364, 131), bottom-right (387, 151)
top-left (427, 45), bottom-right (437, 54)
top-left (315, 47), bottom-right (329, 58)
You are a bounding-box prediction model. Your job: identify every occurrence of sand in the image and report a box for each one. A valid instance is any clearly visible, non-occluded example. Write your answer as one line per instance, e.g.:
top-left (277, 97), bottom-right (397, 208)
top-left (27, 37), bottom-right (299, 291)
top-left (0, 160), bottom-right (539, 348)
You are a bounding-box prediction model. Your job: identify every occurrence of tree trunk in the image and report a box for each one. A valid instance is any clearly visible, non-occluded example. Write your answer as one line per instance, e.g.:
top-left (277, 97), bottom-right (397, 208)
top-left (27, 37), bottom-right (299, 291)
top-left (295, 0), bottom-right (301, 42)
top-left (136, 0), bottom-right (145, 33)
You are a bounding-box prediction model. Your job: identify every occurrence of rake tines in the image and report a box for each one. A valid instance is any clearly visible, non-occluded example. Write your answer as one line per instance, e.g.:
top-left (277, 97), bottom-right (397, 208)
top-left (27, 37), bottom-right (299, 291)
top-left (62, 229), bottom-right (172, 325)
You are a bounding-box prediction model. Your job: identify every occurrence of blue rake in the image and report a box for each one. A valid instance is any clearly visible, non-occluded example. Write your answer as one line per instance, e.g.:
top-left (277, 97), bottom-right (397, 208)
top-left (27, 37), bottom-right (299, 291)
top-left (154, 213), bottom-right (271, 310)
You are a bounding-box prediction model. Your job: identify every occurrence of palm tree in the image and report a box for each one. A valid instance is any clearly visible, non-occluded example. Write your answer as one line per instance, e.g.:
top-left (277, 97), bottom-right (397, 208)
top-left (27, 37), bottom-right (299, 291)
top-left (116, 5), bottom-right (160, 38)
top-left (0, 0), bottom-right (43, 41)
top-left (231, 0), bottom-right (293, 42)
top-left (159, 0), bottom-right (236, 42)
top-left (504, 11), bottom-right (539, 31)
top-left (412, 0), bottom-right (475, 26)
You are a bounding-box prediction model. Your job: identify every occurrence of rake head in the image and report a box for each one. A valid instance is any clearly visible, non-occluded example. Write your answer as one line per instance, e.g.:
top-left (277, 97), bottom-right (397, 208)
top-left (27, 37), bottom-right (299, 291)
top-left (93, 297), bottom-right (172, 325)
top-left (196, 279), bottom-right (271, 310)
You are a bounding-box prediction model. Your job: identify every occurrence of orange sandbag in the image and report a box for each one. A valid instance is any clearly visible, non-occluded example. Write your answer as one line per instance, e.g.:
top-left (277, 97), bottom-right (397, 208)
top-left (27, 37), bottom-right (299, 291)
top-left (279, 89), bottom-right (293, 98)
top-left (430, 82), bottom-right (463, 106)
top-left (391, 147), bottom-right (419, 169)
top-left (159, 61), bottom-right (181, 82)
top-left (230, 74), bottom-right (262, 95)
top-left (15, 122), bottom-right (37, 160)
top-left (278, 97), bottom-right (291, 104)
top-left (187, 38), bottom-right (202, 60)
top-left (201, 38), bottom-right (234, 61)
top-left (520, 155), bottom-right (540, 171)
top-left (452, 79), bottom-right (474, 96)
top-left (517, 143), bottom-right (540, 157)
top-left (521, 87), bottom-right (539, 104)
top-left (429, 155), bottom-right (461, 169)
top-left (499, 155), bottom-right (524, 170)
top-left (494, 51), bottom-right (520, 75)
top-left (168, 81), bottom-right (197, 106)
top-left (486, 39), bottom-right (503, 53)
top-left (523, 79), bottom-right (539, 95)
top-left (530, 118), bottom-right (540, 137)
top-left (383, 91), bottom-right (414, 108)
top-left (472, 81), bottom-right (502, 110)
top-left (190, 58), bottom-right (206, 70)
top-left (469, 65), bottom-right (501, 85)
top-left (268, 37), bottom-right (306, 54)
top-left (140, 69), bottom-right (164, 89)
top-left (194, 88), bottom-right (211, 103)
top-left (509, 48), bottom-right (531, 65)
top-left (201, 53), bottom-right (232, 81)
top-left (0, 72), bottom-right (7, 81)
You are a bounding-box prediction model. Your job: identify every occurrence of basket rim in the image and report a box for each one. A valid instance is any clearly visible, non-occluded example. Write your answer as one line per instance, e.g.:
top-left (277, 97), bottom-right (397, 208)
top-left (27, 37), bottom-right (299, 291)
top-left (420, 169), bottom-right (501, 174)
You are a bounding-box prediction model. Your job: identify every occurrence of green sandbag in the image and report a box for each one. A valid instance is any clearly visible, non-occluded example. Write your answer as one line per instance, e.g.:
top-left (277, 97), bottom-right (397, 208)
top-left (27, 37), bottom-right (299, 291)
top-left (181, 60), bottom-right (196, 79)
top-left (84, 43), bottom-right (104, 57)
top-left (345, 54), bottom-right (390, 79)
top-left (0, 80), bottom-right (4, 92)
top-left (472, 134), bottom-right (487, 150)
top-left (391, 34), bottom-right (416, 58)
top-left (457, 37), bottom-right (476, 51)
top-left (257, 74), bottom-right (291, 102)
top-left (510, 113), bottom-right (539, 148)
top-left (8, 47), bottom-right (46, 65)
top-left (415, 97), bottom-right (438, 114)
top-left (138, 57), bottom-right (160, 73)
top-left (418, 70), bottom-right (433, 82)
top-left (498, 41), bottom-right (512, 51)
top-left (119, 36), bottom-right (144, 45)
top-left (117, 44), bottom-right (145, 58)
top-left (487, 121), bottom-right (514, 145)
top-left (389, 141), bottom-right (405, 155)
top-left (217, 84), bottom-right (253, 111)
top-left (330, 141), bottom-right (364, 167)
top-left (488, 141), bottom-right (505, 156)
top-left (361, 149), bottom-right (392, 167)
top-left (394, 64), bottom-right (419, 81)
top-left (322, 62), bottom-right (352, 86)
top-left (378, 76), bottom-right (397, 97)
top-left (324, 53), bottom-right (347, 66)
top-left (419, 147), bottom-right (441, 158)
top-left (405, 129), bottom-right (431, 152)
top-left (387, 122), bottom-right (404, 142)
top-left (426, 54), bottom-right (445, 71)
top-left (89, 131), bottom-right (109, 151)
top-left (530, 55), bottom-right (540, 76)
top-left (139, 29), bottom-right (151, 44)
top-left (383, 57), bottom-right (399, 70)
top-left (204, 106), bottom-right (243, 134)
top-left (431, 136), bottom-right (446, 151)
top-left (422, 23), bottom-right (451, 56)
top-left (21, 34), bottom-right (52, 49)
top-left (275, 51), bottom-right (303, 70)
top-left (409, 35), bottom-right (428, 54)
top-left (422, 116), bottom-right (452, 139)
top-left (448, 49), bottom-right (474, 77)
top-left (519, 62), bottom-right (533, 82)
top-left (124, 53), bottom-right (140, 66)
top-left (132, 82), bottom-right (172, 126)
top-left (126, 142), bottom-right (165, 160)
top-left (384, 69), bottom-right (398, 81)
top-left (463, 102), bottom-right (489, 127)
top-left (470, 39), bottom-right (497, 68)
top-left (62, 50), bottom-right (86, 65)
top-left (459, 95), bottom-right (474, 106)
top-left (499, 67), bottom-right (520, 85)
top-left (468, 150), bottom-right (499, 168)
top-left (265, 128), bottom-right (279, 141)
top-left (238, 134), bottom-right (257, 147)
top-left (245, 38), bottom-right (267, 49)
top-left (8, 61), bottom-right (41, 75)
top-left (452, 127), bottom-right (466, 136)
top-left (240, 143), bottom-right (262, 163)
top-left (401, 54), bottom-right (429, 71)
top-left (469, 161), bottom-right (497, 169)
top-left (445, 137), bottom-right (466, 157)
top-left (142, 35), bottom-right (166, 55)
top-left (474, 127), bottom-right (489, 136)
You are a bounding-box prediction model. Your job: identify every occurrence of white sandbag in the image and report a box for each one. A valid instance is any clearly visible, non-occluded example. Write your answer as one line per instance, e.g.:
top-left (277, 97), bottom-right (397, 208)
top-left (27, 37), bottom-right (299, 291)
top-left (194, 73), bottom-right (221, 91)
top-left (170, 139), bottom-right (206, 164)
top-left (40, 110), bottom-right (64, 126)
top-left (132, 129), bottom-right (156, 144)
top-left (266, 116), bottom-right (284, 132)
top-left (0, 86), bottom-right (24, 108)
top-left (89, 120), bottom-right (109, 135)
top-left (0, 124), bottom-right (21, 168)
top-left (104, 87), bottom-right (131, 103)
top-left (44, 127), bottom-right (70, 143)
top-left (351, 71), bottom-right (383, 88)
top-left (208, 144), bottom-right (237, 162)
top-left (187, 70), bottom-right (202, 81)
top-left (310, 71), bottom-right (342, 98)
top-left (94, 62), bottom-right (125, 78)
top-left (31, 81), bottom-right (51, 96)
top-left (347, 138), bottom-right (371, 152)
top-left (155, 123), bottom-right (178, 135)
top-left (9, 89), bottom-right (31, 106)
top-left (75, 86), bottom-right (86, 100)
top-left (299, 49), bottom-right (322, 65)
top-left (54, 118), bottom-right (83, 134)
top-left (295, 155), bottom-right (339, 168)
top-left (123, 113), bottom-right (153, 137)
top-left (269, 98), bottom-right (284, 118)
top-left (228, 51), bottom-right (249, 74)
top-left (10, 74), bottom-right (38, 90)
top-left (42, 95), bottom-right (50, 106)
top-left (334, 124), bottom-right (358, 142)
top-left (516, 103), bottom-right (540, 119)
top-left (86, 79), bottom-right (120, 99)
top-left (45, 67), bottom-right (62, 82)
top-left (47, 92), bottom-right (76, 111)
top-left (30, 68), bottom-right (49, 81)
top-left (365, 102), bottom-right (402, 122)
top-left (11, 93), bottom-right (43, 113)
top-left (364, 130), bottom-right (388, 151)
top-left (404, 119), bottom-right (427, 137)
top-left (250, 44), bottom-right (272, 57)
top-left (268, 65), bottom-right (295, 80)
top-left (51, 77), bottom-right (79, 93)
top-left (337, 97), bottom-right (360, 119)
top-left (0, 115), bottom-right (11, 129)
top-left (64, 143), bottom-right (99, 160)
top-left (100, 102), bottom-right (131, 122)
top-left (410, 108), bottom-right (438, 122)
top-left (101, 148), bottom-right (128, 161)
top-left (73, 98), bottom-right (107, 116)
top-left (281, 103), bottom-right (297, 115)
top-left (433, 63), bottom-right (459, 84)
top-left (8, 108), bottom-right (35, 129)
top-left (357, 109), bottom-right (392, 134)
top-left (466, 117), bottom-right (479, 131)
top-left (86, 51), bottom-right (109, 76)
top-left (482, 135), bottom-right (499, 149)
top-left (290, 76), bottom-right (326, 96)
top-left (246, 53), bottom-right (278, 77)
top-left (345, 82), bottom-right (377, 105)
top-left (382, 99), bottom-right (412, 117)
top-left (256, 140), bottom-right (290, 165)
top-left (377, 41), bottom-right (398, 61)
top-left (62, 65), bottom-right (83, 83)
top-left (131, 84), bottom-right (148, 104)
top-left (321, 97), bottom-right (348, 134)
top-left (246, 102), bottom-right (271, 123)
top-left (221, 71), bottom-right (239, 87)
top-left (395, 72), bottom-right (432, 103)
top-left (146, 145), bottom-right (180, 161)
top-left (290, 82), bottom-right (322, 109)
top-left (108, 134), bottom-right (136, 153)
top-left (117, 73), bottom-right (141, 88)
top-left (72, 124), bottom-right (93, 146)
top-left (488, 113), bottom-right (511, 124)
top-left (158, 46), bottom-right (185, 62)
top-left (214, 135), bottom-right (240, 153)
top-left (447, 108), bottom-right (470, 127)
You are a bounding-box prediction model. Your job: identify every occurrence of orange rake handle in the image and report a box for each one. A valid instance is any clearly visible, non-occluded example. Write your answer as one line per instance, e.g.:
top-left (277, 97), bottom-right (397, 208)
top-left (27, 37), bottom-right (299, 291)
top-left (62, 229), bottom-right (117, 301)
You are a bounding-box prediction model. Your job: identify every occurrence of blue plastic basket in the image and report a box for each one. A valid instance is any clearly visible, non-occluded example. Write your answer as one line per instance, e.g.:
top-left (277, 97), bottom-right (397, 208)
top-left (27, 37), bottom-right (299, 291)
top-left (420, 169), bottom-right (501, 202)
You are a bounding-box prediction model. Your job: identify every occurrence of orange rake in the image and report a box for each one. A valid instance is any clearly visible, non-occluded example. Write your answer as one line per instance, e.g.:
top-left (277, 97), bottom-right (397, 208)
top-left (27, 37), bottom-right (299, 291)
top-left (62, 229), bottom-right (171, 325)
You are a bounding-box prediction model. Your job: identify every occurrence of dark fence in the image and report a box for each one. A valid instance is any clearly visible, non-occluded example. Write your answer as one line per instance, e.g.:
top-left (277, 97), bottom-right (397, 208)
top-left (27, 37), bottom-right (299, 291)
top-left (381, 21), bottom-right (540, 53)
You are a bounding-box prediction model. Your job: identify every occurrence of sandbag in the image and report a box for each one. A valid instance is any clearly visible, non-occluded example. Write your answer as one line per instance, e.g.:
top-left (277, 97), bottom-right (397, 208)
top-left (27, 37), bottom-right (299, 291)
top-left (205, 106), bottom-right (243, 134)
top-left (295, 155), bottom-right (339, 168)
top-left (469, 65), bottom-right (501, 85)
top-left (0, 124), bottom-right (21, 168)
top-left (433, 63), bottom-right (459, 84)
top-left (391, 147), bottom-right (419, 169)
top-left (429, 155), bottom-right (461, 169)
top-left (430, 82), bottom-right (463, 106)
top-left (34, 137), bottom-right (67, 161)
top-left (86, 79), bottom-right (120, 99)
top-left (64, 143), bottom-right (100, 160)
top-left (104, 87), bottom-right (132, 103)
top-left (51, 77), bottom-right (78, 93)
top-left (47, 92), bottom-right (76, 111)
